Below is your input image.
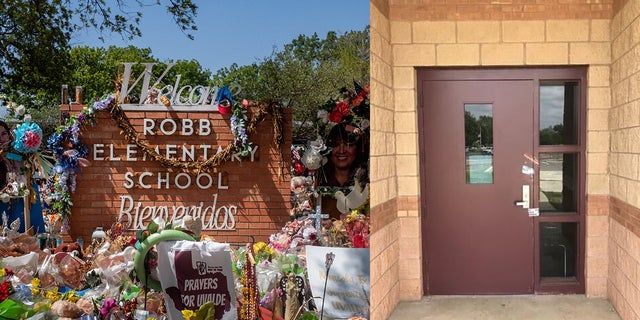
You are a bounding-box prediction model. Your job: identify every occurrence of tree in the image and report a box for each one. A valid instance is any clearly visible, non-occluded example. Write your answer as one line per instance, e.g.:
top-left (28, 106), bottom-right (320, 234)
top-left (211, 28), bottom-right (370, 140)
top-left (0, 0), bottom-right (198, 108)
top-left (69, 45), bottom-right (157, 102)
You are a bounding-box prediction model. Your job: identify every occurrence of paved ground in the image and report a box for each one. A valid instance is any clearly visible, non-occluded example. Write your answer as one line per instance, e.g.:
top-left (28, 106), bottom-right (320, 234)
top-left (388, 295), bottom-right (621, 320)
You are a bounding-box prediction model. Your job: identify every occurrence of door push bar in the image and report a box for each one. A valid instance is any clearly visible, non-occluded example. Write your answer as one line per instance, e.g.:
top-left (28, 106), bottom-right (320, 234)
top-left (515, 185), bottom-right (530, 209)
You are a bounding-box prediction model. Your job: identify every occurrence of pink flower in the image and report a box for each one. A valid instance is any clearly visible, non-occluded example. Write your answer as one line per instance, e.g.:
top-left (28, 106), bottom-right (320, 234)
top-left (24, 130), bottom-right (41, 148)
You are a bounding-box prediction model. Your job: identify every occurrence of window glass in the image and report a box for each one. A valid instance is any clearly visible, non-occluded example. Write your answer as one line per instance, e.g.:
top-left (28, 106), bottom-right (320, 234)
top-left (465, 104), bottom-right (493, 184)
top-left (540, 222), bottom-right (578, 278)
top-left (539, 153), bottom-right (578, 213)
top-left (539, 81), bottom-right (579, 145)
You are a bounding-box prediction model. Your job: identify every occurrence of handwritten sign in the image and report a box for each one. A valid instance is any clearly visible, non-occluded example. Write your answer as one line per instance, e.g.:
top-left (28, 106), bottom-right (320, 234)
top-left (305, 245), bottom-right (370, 319)
top-left (157, 240), bottom-right (237, 320)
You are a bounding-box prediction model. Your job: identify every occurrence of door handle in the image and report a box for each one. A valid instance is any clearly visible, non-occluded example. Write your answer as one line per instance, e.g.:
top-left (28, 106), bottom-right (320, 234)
top-left (515, 185), bottom-right (530, 209)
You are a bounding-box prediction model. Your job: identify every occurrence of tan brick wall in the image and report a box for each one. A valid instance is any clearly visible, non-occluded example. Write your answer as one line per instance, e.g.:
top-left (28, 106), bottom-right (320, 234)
top-left (388, 17), bottom-right (612, 302)
top-left (370, 1), bottom-right (402, 319)
top-left (609, 215), bottom-right (640, 319)
top-left (389, 0), bottom-right (613, 21)
top-left (609, 3), bottom-right (640, 317)
top-left (587, 196), bottom-right (610, 297)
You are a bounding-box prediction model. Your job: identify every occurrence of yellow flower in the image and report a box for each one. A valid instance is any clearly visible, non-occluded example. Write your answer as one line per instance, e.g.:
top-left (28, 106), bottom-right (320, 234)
top-left (253, 241), bottom-right (275, 258)
top-left (44, 287), bottom-right (62, 302)
top-left (253, 241), bottom-right (266, 253)
top-left (181, 310), bottom-right (196, 320)
top-left (31, 278), bottom-right (41, 296)
top-left (64, 291), bottom-right (80, 303)
top-left (0, 268), bottom-right (5, 277)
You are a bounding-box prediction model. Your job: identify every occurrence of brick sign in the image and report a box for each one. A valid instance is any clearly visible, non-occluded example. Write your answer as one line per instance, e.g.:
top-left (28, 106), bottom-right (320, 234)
top-left (63, 65), bottom-right (292, 244)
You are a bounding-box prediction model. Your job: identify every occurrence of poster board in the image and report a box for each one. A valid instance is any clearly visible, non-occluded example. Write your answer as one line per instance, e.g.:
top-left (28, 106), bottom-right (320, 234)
top-left (305, 245), bottom-right (370, 318)
top-left (157, 240), bottom-right (237, 320)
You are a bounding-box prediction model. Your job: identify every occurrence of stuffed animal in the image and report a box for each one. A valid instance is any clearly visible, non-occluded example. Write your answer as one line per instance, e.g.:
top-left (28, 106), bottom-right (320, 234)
top-left (51, 300), bottom-right (83, 319)
top-left (54, 241), bottom-right (83, 258)
top-left (334, 181), bottom-right (369, 214)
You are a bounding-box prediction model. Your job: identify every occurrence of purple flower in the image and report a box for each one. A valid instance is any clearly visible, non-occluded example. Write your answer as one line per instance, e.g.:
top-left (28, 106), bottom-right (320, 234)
top-left (93, 95), bottom-right (115, 111)
top-left (100, 298), bottom-right (118, 318)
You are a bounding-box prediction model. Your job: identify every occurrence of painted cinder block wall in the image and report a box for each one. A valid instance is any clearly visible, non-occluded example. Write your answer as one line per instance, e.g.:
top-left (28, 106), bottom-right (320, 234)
top-left (608, 0), bottom-right (640, 319)
top-left (61, 103), bottom-right (292, 245)
top-left (368, 0), bottom-right (640, 319)
top-left (370, 1), bottom-right (402, 319)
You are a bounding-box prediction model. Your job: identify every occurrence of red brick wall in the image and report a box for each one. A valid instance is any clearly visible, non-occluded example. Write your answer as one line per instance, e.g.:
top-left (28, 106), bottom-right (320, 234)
top-left (611, 197), bottom-right (640, 238)
top-left (62, 103), bottom-right (292, 244)
top-left (388, 0), bottom-right (613, 21)
top-left (613, 0), bottom-right (630, 17)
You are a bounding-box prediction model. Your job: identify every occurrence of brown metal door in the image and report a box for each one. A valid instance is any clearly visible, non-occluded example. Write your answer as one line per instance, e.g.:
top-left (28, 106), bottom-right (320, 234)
top-left (422, 79), bottom-right (535, 294)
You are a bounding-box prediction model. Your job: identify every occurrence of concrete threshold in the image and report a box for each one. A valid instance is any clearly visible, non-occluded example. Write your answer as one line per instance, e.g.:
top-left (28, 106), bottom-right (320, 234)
top-left (389, 295), bottom-right (621, 320)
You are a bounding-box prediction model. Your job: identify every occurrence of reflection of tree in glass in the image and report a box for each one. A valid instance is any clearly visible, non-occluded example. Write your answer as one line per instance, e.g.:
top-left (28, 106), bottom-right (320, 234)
top-left (540, 124), bottom-right (564, 145)
top-left (464, 111), bottom-right (493, 150)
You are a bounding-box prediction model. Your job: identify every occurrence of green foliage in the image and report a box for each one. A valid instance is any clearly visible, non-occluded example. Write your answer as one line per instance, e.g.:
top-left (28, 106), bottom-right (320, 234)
top-left (0, 0), bottom-right (199, 108)
top-left (212, 28), bottom-right (370, 140)
top-left (69, 46), bottom-right (157, 102)
top-left (540, 124), bottom-right (564, 145)
top-left (0, 0), bottom-right (73, 107)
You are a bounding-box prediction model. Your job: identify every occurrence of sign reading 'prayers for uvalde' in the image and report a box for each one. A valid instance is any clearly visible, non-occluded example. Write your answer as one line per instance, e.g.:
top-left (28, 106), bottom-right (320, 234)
top-left (157, 241), bottom-right (237, 320)
top-left (104, 62), bottom-right (251, 231)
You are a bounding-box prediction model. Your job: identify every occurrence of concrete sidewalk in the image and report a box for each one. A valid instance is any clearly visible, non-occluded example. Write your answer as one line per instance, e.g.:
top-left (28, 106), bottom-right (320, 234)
top-left (388, 295), bottom-right (621, 320)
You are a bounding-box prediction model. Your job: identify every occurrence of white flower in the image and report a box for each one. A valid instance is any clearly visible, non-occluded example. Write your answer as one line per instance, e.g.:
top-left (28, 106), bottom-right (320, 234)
top-left (360, 119), bottom-right (370, 130)
top-left (0, 193), bottom-right (9, 203)
top-left (309, 135), bottom-right (327, 153)
top-left (23, 114), bottom-right (32, 122)
top-left (15, 105), bottom-right (25, 116)
top-left (317, 110), bottom-right (329, 123)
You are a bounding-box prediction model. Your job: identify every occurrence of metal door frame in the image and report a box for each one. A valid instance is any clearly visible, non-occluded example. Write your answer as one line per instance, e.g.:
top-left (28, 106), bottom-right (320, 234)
top-left (417, 67), bottom-right (587, 295)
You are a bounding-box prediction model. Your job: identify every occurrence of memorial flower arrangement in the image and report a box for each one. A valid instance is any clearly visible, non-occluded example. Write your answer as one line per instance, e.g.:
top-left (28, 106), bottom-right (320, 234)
top-left (231, 99), bottom-right (253, 157)
top-left (317, 83), bottom-right (370, 142)
top-left (0, 83), bottom-right (369, 319)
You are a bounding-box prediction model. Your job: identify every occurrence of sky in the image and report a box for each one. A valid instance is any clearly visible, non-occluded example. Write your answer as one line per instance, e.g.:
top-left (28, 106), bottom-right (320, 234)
top-left (71, 1), bottom-right (370, 73)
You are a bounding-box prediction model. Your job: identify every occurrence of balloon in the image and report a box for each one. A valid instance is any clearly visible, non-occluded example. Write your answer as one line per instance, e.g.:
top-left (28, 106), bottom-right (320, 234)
top-left (133, 229), bottom-right (195, 291)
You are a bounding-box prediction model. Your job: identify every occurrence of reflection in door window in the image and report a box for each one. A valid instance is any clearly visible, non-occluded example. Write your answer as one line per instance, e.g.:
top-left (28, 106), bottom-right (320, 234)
top-left (540, 222), bottom-right (577, 279)
top-left (539, 153), bottom-right (578, 213)
top-left (465, 104), bottom-right (493, 184)
top-left (539, 81), bottom-right (579, 145)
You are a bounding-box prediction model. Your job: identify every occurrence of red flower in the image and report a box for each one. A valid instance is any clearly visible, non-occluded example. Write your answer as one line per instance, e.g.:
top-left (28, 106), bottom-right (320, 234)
top-left (352, 234), bottom-right (368, 248)
top-left (0, 281), bottom-right (12, 302)
top-left (329, 110), bottom-right (343, 123)
top-left (329, 101), bottom-right (351, 123)
top-left (294, 161), bottom-right (305, 175)
top-left (335, 101), bottom-right (350, 115)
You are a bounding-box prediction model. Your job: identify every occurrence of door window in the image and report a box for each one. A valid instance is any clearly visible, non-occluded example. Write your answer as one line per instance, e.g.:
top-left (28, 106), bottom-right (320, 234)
top-left (464, 103), bottom-right (494, 184)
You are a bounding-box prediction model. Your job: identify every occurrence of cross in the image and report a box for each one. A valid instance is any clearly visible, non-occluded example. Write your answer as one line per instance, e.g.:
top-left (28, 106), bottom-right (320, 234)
top-left (308, 201), bottom-right (329, 231)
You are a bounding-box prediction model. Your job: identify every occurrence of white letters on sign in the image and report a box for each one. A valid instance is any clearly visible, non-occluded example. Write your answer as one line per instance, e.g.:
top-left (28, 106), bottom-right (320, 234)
top-left (118, 194), bottom-right (236, 231)
top-left (118, 62), bottom-right (241, 107)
